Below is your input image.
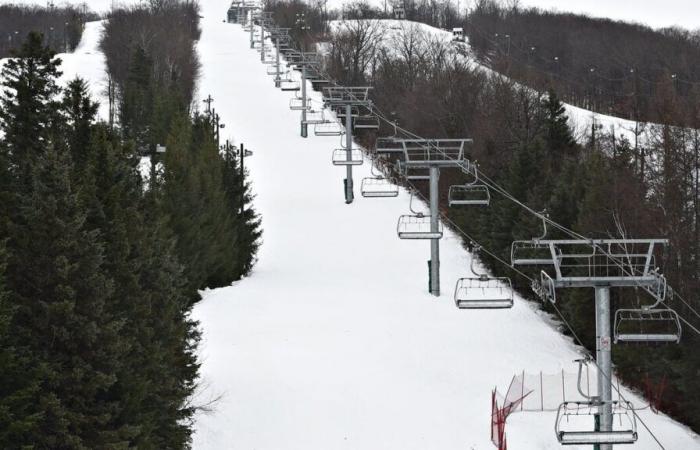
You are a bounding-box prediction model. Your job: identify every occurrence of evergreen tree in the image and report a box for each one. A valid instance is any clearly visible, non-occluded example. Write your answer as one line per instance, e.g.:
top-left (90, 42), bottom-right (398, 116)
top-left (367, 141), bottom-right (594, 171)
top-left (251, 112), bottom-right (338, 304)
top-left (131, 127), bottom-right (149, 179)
top-left (5, 145), bottom-right (129, 447)
top-left (161, 113), bottom-right (238, 295)
top-left (0, 241), bottom-right (43, 445)
top-left (222, 142), bottom-right (262, 277)
top-left (0, 31), bottom-right (62, 185)
top-left (120, 46), bottom-right (153, 146)
top-left (542, 89), bottom-right (575, 156)
top-left (62, 78), bottom-right (99, 175)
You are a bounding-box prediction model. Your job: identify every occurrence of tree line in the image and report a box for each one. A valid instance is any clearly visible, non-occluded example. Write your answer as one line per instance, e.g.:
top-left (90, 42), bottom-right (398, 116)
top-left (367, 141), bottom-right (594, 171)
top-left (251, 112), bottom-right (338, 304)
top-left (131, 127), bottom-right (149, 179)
top-left (0, 4), bottom-right (94, 58)
top-left (0, 0), bottom-right (260, 446)
top-left (266, 0), bottom-right (700, 432)
top-left (465, 0), bottom-right (700, 127)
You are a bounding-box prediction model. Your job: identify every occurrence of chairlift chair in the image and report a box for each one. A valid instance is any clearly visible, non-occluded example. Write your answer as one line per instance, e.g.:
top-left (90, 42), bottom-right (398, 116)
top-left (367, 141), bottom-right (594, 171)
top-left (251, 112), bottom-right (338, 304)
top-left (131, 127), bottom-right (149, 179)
top-left (314, 121), bottom-right (345, 136)
top-left (280, 80), bottom-right (300, 92)
top-left (454, 246), bottom-right (513, 309)
top-left (614, 307), bottom-right (682, 344)
top-left (354, 115), bottom-right (380, 130)
top-left (332, 148), bottom-right (363, 166)
top-left (266, 66), bottom-right (281, 75)
top-left (555, 401), bottom-right (638, 446)
top-left (361, 177), bottom-right (399, 198)
top-left (448, 165), bottom-right (491, 206)
top-left (448, 184), bottom-right (490, 206)
top-left (510, 213), bottom-right (557, 266)
top-left (303, 110), bottom-right (326, 125)
top-left (289, 97), bottom-right (310, 111)
top-left (397, 192), bottom-right (442, 239)
top-left (397, 214), bottom-right (442, 239)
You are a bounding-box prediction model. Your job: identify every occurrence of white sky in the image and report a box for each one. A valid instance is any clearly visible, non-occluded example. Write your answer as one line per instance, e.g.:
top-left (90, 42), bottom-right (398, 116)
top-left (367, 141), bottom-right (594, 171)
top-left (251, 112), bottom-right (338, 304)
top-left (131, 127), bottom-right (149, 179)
top-left (515, 0), bottom-right (700, 31)
top-left (3, 0), bottom-right (699, 31)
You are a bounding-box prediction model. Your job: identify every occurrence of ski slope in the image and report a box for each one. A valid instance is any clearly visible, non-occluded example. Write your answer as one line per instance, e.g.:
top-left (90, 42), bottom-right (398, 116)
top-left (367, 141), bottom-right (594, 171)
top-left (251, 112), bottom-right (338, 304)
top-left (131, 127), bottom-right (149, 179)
top-left (0, 2), bottom-right (697, 448)
top-left (189, 2), bottom-right (700, 449)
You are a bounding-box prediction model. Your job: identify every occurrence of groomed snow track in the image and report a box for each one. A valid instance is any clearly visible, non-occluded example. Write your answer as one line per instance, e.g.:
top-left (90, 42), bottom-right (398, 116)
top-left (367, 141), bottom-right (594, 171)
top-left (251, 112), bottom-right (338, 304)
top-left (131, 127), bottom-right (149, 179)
top-left (189, 5), bottom-right (700, 450)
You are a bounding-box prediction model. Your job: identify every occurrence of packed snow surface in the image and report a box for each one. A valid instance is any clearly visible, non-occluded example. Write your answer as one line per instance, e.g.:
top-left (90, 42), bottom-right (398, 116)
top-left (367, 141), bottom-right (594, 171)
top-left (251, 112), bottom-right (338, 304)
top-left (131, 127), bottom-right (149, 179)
top-left (0, 0), bottom-right (698, 447)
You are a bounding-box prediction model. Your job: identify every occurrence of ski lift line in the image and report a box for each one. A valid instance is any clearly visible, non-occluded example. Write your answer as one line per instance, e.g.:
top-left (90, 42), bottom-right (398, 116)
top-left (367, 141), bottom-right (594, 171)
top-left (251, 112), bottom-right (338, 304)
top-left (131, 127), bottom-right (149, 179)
top-left (401, 176), bottom-right (667, 448)
top-left (259, 21), bottom-right (669, 449)
top-left (288, 29), bottom-right (700, 335)
top-left (270, 20), bottom-right (697, 331)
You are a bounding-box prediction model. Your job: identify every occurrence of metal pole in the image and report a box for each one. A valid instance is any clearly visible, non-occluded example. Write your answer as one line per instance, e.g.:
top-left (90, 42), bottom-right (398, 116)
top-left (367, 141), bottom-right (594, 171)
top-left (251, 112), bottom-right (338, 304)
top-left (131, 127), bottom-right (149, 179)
top-left (301, 66), bottom-right (308, 137)
top-left (260, 24), bottom-right (265, 62)
top-left (595, 286), bottom-right (613, 450)
top-left (429, 166), bottom-right (440, 296)
top-left (344, 103), bottom-right (354, 204)
top-left (274, 37), bottom-right (281, 88)
top-left (249, 13), bottom-right (254, 49)
top-left (240, 143), bottom-right (245, 215)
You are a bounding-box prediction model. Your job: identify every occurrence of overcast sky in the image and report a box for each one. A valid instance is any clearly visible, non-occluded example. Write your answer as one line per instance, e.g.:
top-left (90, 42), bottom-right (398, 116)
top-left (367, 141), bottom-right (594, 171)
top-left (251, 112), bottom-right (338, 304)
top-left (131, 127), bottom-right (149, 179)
top-left (515, 0), bottom-right (699, 31)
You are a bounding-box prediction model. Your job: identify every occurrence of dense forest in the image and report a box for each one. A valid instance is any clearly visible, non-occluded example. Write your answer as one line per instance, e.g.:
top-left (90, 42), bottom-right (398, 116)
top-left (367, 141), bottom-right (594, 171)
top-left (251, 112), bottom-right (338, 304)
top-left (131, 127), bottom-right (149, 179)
top-left (0, 4), bottom-right (94, 58)
top-left (266, 0), bottom-right (700, 433)
top-left (466, 0), bottom-right (700, 126)
top-left (0, 1), bottom-right (260, 447)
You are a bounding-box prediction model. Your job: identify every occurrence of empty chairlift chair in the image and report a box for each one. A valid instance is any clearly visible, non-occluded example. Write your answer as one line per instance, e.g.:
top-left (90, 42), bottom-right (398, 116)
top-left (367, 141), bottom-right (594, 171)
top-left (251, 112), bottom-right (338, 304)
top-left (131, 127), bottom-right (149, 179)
top-left (454, 246), bottom-right (513, 309)
top-left (354, 115), bottom-right (380, 130)
top-left (314, 120), bottom-right (345, 136)
top-left (332, 148), bottom-right (363, 166)
top-left (448, 184), bottom-right (490, 206)
top-left (361, 156), bottom-right (399, 198)
top-left (289, 96), bottom-right (310, 111)
top-left (448, 165), bottom-right (490, 206)
top-left (280, 80), bottom-right (300, 92)
top-left (555, 401), bottom-right (638, 446)
top-left (396, 192), bottom-right (443, 239)
top-left (361, 177), bottom-right (399, 197)
top-left (510, 214), bottom-right (557, 266)
top-left (303, 109), bottom-right (326, 125)
top-left (614, 285), bottom-right (681, 343)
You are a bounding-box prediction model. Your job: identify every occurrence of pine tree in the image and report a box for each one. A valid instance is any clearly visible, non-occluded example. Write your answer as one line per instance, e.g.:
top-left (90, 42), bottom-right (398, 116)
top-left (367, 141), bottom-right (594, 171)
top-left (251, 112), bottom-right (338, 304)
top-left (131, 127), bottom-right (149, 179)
top-left (5, 145), bottom-right (129, 447)
top-left (62, 77), bottom-right (99, 175)
top-left (542, 89), bottom-right (575, 156)
top-left (0, 241), bottom-right (43, 445)
top-left (86, 125), bottom-right (199, 448)
top-left (161, 113), bottom-right (238, 295)
top-left (0, 31), bottom-right (62, 185)
top-left (222, 142), bottom-right (262, 277)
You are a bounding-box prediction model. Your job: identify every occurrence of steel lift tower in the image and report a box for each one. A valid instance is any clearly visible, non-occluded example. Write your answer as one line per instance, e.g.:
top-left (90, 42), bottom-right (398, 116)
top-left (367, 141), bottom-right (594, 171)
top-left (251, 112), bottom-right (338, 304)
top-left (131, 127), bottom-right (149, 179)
top-left (322, 86), bottom-right (374, 204)
top-left (515, 234), bottom-right (673, 449)
top-left (393, 139), bottom-right (472, 296)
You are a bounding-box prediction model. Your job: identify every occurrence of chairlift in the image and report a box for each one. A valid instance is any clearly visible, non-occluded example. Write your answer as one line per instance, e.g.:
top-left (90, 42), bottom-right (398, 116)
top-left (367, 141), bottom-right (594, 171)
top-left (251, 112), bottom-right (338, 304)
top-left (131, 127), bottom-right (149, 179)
top-left (454, 246), bottom-right (513, 309)
top-left (280, 80), bottom-right (300, 92)
top-left (614, 299), bottom-right (682, 344)
top-left (289, 97), bottom-right (310, 111)
top-left (555, 401), bottom-right (638, 445)
top-left (361, 177), bottom-right (399, 198)
top-left (314, 121), bottom-right (345, 136)
top-left (510, 213), bottom-right (557, 266)
top-left (354, 115), bottom-right (380, 130)
top-left (332, 148), bottom-right (363, 166)
top-left (397, 192), bottom-right (442, 239)
top-left (448, 165), bottom-right (490, 206)
top-left (448, 184), bottom-right (490, 206)
top-left (303, 110), bottom-right (326, 125)
top-left (266, 66), bottom-right (281, 75)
